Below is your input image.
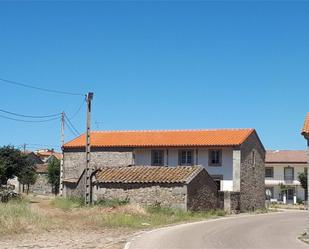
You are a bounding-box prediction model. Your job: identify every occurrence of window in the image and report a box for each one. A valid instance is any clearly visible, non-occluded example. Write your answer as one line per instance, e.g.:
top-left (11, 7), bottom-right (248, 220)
top-left (151, 150), bottom-right (164, 166)
top-left (179, 150), bottom-right (193, 165)
top-left (284, 167), bottom-right (294, 181)
top-left (209, 150), bottom-right (222, 166)
top-left (265, 167), bottom-right (274, 178)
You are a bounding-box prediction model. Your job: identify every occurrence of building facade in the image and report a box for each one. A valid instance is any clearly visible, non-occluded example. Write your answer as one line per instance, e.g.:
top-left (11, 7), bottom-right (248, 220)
top-left (265, 150), bottom-right (307, 204)
top-left (62, 128), bottom-right (265, 211)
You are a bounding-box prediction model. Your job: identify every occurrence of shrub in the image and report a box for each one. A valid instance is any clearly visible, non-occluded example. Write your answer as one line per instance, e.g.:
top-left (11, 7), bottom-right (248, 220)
top-left (95, 198), bottom-right (129, 207)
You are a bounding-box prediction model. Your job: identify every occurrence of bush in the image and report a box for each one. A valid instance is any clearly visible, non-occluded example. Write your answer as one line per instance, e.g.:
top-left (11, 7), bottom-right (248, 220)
top-left (95, 198), bottom-right (129, 207)
top-left (0, 185), bottom-right (20, 203)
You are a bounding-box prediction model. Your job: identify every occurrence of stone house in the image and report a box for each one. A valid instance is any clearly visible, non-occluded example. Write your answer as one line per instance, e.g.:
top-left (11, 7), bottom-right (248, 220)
top-left (92, 165), bottom-right (218, 211)
top-left (301, 113), bottom-right (309, 205)
top-left (9, 151), bottom-right (53, 195)
top-left (265, 150), bottom-right (307, 204)
top-left (62, 128), bottom-right (265, 212)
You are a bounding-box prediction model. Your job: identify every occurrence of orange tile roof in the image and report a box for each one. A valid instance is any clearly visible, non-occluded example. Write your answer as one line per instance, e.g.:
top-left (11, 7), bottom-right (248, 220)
top-left (266, 150), bottom-right (307, 163)
top-left (95, 166), bottom-right (203, 184)
top-left (63, 129), bottom-right (255, 148)
top-left (302, 113), bottom-right (309, 135)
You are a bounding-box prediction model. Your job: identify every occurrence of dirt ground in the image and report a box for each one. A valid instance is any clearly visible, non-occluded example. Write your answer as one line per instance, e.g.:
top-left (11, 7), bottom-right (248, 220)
top-left (0, 230), bottom-right (131, 249)
top-left (0, 196), bottom-right (135, 249)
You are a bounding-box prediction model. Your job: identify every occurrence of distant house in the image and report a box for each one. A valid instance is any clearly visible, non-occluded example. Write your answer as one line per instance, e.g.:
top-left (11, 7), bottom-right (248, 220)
top-left (8, 150), bottom-right (55, 195)
top-left (62, 128), bottom-right (265, 212)
top-left (301, 113), bottom-right (309, 205)
top-left (265, 150), bottom-right (307, 204)
top-left (35, 149), bottom-right (62, 163)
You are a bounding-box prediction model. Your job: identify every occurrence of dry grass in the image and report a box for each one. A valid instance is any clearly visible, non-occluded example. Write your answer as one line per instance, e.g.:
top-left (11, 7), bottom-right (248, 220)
top-left (0, 196), bottom-right (226, 236)
top-left (0, 199), bottom-right (50, 235)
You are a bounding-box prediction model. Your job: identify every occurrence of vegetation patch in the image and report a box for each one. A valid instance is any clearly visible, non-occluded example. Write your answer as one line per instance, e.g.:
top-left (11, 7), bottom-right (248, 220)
top-left (50, 197), bottom-right (84, 210)
top-left (0, 198), bottom-right (49, 235)
top-left (91, 203), bottom-right (225, 229)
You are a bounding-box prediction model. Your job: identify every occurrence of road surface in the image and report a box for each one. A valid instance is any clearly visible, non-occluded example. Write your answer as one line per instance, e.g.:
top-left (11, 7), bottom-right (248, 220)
top-left (127, 211), bottom-right (308, 249)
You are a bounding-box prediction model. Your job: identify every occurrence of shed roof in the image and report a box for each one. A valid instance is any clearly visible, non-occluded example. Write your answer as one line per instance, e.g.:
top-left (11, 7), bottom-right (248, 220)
top-left (63, 129), bottom-right (255, 148)
top-left (95, 165), bottom-right (204, 184)
top-left (266, 150), bottom-right (307, 164)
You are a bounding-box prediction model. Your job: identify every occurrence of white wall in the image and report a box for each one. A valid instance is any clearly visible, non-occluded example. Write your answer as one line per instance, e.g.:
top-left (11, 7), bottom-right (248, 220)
top-left (265, 163), bottom-right (307, 201)
top-left (134, 147), bottom-right (234, 191)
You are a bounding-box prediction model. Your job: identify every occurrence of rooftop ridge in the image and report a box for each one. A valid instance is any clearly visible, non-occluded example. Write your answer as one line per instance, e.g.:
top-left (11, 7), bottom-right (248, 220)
top-left (91, 128), bottom-right (254, 133)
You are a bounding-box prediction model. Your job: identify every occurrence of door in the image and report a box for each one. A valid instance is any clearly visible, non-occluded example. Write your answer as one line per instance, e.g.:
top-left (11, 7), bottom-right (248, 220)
top-left (287, 188), bottom-right (294, 201)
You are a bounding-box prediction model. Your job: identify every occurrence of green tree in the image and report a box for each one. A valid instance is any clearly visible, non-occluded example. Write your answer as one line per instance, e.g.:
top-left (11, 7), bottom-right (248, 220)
top-left (18, 164), bottom-right (37, 195)
top-left (298, 171), bottom-right (308, 201)
top-left (47, 158), bottom-right (60, 195)
top-left (0, 146), bottom-right (28, 185)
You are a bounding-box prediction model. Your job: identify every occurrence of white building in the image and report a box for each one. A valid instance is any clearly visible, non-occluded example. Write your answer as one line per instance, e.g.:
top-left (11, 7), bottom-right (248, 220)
top-left (265, 150), bottom-right (308, 204)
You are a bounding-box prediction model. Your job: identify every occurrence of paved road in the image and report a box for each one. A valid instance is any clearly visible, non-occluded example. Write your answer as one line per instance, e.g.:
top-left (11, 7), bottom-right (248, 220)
top-left (127, 211), bottom-right (308, 249)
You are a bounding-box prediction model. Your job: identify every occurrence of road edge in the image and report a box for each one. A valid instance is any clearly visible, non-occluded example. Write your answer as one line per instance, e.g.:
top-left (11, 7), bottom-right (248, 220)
top-left (123, 210), bottom-right (305, 249)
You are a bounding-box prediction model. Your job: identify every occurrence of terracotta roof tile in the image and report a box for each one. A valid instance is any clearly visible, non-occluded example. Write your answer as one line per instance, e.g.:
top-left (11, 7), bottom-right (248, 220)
top-left (35, 164), bottom-right (49, 173)
top-left (266, 150), bottom-right (307, 163)
top-left (63, 129), bottom-right (254, 148)
top-left (302, 113), bottom-right (309, 135)
top-left (95, 166), bottom-right (203, 184)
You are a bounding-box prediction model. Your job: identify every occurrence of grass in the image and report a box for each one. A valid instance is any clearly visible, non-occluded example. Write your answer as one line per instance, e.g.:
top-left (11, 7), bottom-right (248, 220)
top-left (0, 196), bottom-right (226, 236)
top-left (91, 204), bottom-right (226, 229)
top-left (0, 198), bottom-right (49, 235)
top-left (50, 197), bottom-right (84, 210)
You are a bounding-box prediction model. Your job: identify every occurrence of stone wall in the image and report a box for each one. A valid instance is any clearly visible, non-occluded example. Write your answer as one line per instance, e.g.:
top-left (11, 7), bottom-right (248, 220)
top-left (94, 183), bottom-right (187, 210)
top-left (63, 148), bottom-right (133, 197)
top-left (240, 132), bottom-right (265, 211)
top-left (187, 169), bottom-right (218, 211)
top-left (63, 149), bottom-right (133, 179)
top-left (31, 173), bottom-right (53, 195)
top-left (63, 172), bottom-right (86, 198)
top-left (218, 191), bottom-right (240, 213)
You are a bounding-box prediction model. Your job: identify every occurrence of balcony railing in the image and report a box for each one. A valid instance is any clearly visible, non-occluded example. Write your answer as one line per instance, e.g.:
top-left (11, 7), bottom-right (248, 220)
top-left (265, 175), bottom-right (300, 186)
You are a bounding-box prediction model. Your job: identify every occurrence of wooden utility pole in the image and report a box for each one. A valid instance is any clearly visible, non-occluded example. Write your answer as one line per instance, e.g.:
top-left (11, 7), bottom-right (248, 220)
top-left (85, 92), bottom-right (94, 205)
top-left (59, 112), bottom-right (65, 197)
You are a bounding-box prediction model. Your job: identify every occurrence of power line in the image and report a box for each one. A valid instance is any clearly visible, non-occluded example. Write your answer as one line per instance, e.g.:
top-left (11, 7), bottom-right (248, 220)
top-left (64, 112), bottom-right (80, 136)
top-left (64, 119), bottom-right (79, 137)
top-left (0, 114), bottom-right (60, 123)
top-left (0, 77), bottom-right (85, 96)
top-left (69, 98), bottom-right (86, 119)
top-left (0, 108), bottom-right (61, 119)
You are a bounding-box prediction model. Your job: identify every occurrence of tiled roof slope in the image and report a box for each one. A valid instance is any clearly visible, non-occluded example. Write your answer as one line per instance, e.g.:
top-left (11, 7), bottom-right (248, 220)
top-left (266, 150), bottom-right (307, 163)
top-left (302, 113), bottom-right (309, 135)
top-left (95, 166), bottom-right (203, 184)
top-left (35, 164), bottom-right (49, 173)
top-left (63, 129), bottom-right (255, 148)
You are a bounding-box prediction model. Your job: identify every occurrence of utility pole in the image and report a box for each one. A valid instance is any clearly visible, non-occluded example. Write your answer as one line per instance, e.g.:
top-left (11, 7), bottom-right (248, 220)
top-left (85, 92), bottom-right (94, 205)
top-left (23, 143), bottom-right (27, 153)
top-left (59, 112), bottom-right (65, 197)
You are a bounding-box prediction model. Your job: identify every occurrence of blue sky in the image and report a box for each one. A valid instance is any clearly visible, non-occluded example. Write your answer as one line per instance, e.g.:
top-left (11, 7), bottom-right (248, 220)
top-left (0, 1), bottom-right (308, 151)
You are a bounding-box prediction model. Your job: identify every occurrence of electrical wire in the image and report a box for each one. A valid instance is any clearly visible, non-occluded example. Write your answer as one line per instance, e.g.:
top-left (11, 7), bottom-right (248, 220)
top-left (0, 108), bottom-right (61, 118)
top-left (64, 119), bottom-right (79, 137)
top-left (0, 114), bottom-right (60, 123)
top-left (0, 77), bottom-right (85, 96)
top-left (68, 99), bottom-right (86, 119)
top-left (64, 112), bottom-right (80, 135)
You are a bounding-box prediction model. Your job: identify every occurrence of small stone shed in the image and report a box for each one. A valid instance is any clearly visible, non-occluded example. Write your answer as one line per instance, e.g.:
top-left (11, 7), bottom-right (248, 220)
top-left (93, 165), bottom-right (218, 211)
